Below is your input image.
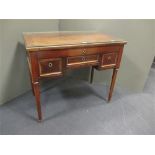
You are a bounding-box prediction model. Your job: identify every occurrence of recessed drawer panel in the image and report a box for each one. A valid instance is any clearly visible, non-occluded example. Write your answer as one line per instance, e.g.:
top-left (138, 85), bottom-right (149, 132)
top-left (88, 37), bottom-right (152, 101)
top-left (101, 53), bottom-right (117, 67)
top-left (67, 55), bottom-right (99, 67)
top-left (39, 58), bottom-right (62, 77)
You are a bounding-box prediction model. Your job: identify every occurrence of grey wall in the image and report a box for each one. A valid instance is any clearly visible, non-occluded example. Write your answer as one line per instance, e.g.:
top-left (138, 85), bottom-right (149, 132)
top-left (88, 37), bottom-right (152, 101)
top-left (0, 20), bottom-right (59, 105)
top-left (0, 21), bottom-right (3, 104)
top-left (153, 21), bottom-right (155, 60)
top-left (59, 19), bottom-right (155, 92)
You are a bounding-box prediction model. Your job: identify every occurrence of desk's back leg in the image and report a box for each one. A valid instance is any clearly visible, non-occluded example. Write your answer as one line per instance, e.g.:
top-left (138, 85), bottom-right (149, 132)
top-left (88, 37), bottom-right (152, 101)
top-left (108, 68), bottom-right (118, 102)
top-left (33, 82), bottom-right (42, 121)
top-left (90, 66), bottom-right (94, 84)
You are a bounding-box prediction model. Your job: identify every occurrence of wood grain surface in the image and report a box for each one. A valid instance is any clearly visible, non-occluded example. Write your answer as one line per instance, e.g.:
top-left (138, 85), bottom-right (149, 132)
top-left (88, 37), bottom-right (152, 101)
top-left (23, 31), bottom-right (127, 51)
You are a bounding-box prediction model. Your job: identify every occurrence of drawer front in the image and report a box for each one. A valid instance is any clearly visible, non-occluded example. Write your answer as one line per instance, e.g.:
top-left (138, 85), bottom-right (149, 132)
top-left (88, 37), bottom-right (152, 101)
top-left (67, 55), bottom-right (99, 67)
top-left (39, 58), bottom-right (62, 77)
top-left (101, 52), bottom-right (117, 67)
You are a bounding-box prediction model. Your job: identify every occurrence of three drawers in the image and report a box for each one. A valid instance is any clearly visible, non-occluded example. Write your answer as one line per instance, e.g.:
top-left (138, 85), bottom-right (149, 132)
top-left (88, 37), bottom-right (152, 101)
top-left (38, 48), bottom-right (119, 77)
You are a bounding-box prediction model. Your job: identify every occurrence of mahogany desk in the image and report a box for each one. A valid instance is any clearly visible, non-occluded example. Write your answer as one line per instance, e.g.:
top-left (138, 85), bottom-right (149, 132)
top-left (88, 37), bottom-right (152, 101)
top-left (23, 32), bottom-right (127, 121)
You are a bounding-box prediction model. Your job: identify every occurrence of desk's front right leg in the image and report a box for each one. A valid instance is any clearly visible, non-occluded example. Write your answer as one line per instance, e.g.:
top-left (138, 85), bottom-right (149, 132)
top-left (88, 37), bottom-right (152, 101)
top-left (33, 82), bottom-right (42, 121)
top-left (108, 68), bottom-right (118, 102)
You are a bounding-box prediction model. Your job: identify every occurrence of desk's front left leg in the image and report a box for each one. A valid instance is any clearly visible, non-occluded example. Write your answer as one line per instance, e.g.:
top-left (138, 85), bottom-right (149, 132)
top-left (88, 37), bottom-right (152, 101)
top-left (33, 82), bottom-right (42, 121)
top-left (108, 68), bottom-right (118, 102)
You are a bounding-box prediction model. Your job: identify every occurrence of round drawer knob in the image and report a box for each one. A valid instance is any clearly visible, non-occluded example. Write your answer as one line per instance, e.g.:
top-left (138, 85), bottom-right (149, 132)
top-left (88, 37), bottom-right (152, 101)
top-left (48, 62), bottom-right (53, 68)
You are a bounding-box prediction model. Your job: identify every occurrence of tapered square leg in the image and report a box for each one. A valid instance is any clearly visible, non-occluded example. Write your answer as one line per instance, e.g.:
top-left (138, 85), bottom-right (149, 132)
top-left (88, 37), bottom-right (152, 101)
top-left (108, 68), bottom-right (118, 102)
top-left (30, 78), bottom-right (35, 96)
top-left (33, 82), bottom-right (42, 121)
top-left (90, 66), bottom-right (94, 84)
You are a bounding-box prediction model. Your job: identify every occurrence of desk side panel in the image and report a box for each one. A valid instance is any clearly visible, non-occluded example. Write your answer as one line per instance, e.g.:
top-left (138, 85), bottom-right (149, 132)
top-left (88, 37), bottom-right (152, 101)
top-left (28, 52), bottom-right (40, 83)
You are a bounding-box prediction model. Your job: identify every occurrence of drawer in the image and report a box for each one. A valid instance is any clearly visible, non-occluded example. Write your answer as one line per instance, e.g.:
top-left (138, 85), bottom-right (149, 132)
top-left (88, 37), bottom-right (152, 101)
top-left (101, 52), bottom-right (117, 67)
top-left (39, 58), bottom-right (62, 77)
top-left (67, 55), bottom-right (99, 67)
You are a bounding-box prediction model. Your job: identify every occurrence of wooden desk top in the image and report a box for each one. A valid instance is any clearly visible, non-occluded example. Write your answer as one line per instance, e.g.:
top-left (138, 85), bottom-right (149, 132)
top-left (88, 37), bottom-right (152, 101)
top-left (23, 31), bottom-right (127, 51)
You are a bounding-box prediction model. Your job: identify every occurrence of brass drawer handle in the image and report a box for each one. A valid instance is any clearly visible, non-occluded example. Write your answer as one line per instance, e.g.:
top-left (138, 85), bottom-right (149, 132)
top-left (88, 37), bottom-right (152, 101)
top-left (48, 62), bottom-right (53, 68)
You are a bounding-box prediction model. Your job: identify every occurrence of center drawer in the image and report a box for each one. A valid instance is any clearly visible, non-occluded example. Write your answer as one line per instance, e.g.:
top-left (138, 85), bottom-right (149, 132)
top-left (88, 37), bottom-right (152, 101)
top-left (67, 55), bottom-right (99, 67)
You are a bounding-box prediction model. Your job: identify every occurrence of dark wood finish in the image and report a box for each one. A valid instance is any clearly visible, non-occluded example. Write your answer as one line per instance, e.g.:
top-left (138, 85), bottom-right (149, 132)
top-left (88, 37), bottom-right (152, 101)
top-left (23, 32), bottom-right (127, 121)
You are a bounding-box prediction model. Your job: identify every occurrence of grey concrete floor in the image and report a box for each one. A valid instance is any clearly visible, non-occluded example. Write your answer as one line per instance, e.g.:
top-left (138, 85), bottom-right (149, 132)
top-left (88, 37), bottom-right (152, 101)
top-left (0, 68), bottom-right (155, 135)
